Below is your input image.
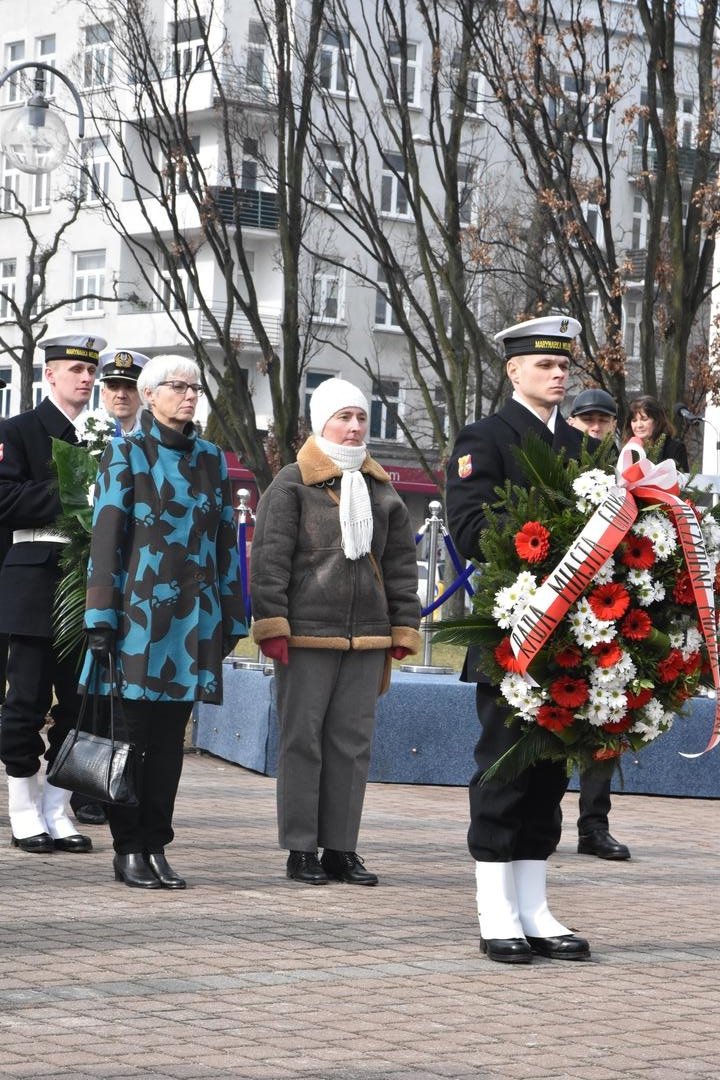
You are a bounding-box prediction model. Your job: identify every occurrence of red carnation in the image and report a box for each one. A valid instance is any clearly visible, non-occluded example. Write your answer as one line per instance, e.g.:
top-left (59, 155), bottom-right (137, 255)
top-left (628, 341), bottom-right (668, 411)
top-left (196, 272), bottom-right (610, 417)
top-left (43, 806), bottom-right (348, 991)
top-left (536, 704), bottom-right (575, 732)
top-left (601, 714), bottom-right (633, 734)
top-left (554, 645), bottom-right (582, 669)
top-left (673, 571), bottom-right (695, 605)
top-left (621, 609), bottom-right (653, 640)
top-left (593, 746), bottom-right (622, 761)
top-left (550, 676), bottom-right (589, 708)
top-left (514, 521), bottom-right (551, 564)
top-left (683, 651), bottom-right (702, 676)
top-left (494, 636), bottom-right (523, 673)
top-left (591, 640), bottom-right (623, 668)
top-left (619, 535), bottom-right (655, 570)
top-left (626, 687), bottom-right (653, 709)
top-left (588, 583), bottom-right (631, 621)
top-left (657, 649), bottom-right (685, 682)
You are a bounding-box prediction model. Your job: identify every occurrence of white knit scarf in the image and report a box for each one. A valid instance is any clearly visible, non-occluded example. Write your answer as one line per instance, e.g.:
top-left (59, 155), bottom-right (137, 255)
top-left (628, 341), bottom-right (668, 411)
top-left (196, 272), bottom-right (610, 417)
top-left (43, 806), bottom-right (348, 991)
top-left (315, 435), bottom-right (373, 560)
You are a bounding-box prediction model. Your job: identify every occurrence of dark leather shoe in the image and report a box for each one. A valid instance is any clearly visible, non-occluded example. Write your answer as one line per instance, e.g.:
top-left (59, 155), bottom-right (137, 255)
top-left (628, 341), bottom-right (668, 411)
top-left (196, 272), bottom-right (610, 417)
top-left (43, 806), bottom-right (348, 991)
top-left (578, 829), bottom-right (631, 860)
top-left (286, 850), bottom-right (329, 885)
top-left (480, 937), bottom-right (533, 964)
top-left (72, 802), bottom-right (108, 826)
top-left (53, 833), bottom-right (93, 853)
top-left (321, 849), bottom-right (379, 885)
top-left (113, 853), bottom-right (161, 889)
top-left (526, 934), bottom-right (591, 960)
top-left (11, 832), bottom-right (55, 854)
top-left (147, 852), bottom-right (186, 889)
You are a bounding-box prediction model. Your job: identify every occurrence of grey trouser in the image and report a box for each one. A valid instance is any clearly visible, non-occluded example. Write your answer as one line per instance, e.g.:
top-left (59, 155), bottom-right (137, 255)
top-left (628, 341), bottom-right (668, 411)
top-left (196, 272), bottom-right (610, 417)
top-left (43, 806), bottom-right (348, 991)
top-left (274, 648), bottom-right (386, 852)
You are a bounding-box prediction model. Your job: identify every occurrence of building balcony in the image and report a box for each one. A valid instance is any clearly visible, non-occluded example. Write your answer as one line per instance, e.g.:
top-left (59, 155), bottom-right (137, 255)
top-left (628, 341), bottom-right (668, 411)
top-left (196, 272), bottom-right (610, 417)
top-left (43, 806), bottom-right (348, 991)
top-left (197, 303), bottom-right (282, 348)
top-left (214, 64), bottom-right (276, 113)
top-left (209, 187), bottom-right (280, 231)
top-left (114, 301), bottom-right (282, 349)
top-left (623, 248), bottom-right (646, 280)
top-left (628, 144), bottom-right (719, 181)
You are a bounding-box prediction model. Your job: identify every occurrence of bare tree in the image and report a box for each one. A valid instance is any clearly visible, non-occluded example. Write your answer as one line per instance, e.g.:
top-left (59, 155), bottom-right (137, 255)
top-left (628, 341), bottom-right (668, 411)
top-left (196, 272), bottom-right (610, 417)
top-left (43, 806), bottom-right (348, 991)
top-left (74, 0), bottom-right (326, 489)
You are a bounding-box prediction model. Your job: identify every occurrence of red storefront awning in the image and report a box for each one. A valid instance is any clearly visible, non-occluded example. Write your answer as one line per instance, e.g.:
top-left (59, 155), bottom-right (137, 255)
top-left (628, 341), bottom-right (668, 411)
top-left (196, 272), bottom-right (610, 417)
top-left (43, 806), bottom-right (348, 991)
top-left (224, 453), bottom-right (440, 498)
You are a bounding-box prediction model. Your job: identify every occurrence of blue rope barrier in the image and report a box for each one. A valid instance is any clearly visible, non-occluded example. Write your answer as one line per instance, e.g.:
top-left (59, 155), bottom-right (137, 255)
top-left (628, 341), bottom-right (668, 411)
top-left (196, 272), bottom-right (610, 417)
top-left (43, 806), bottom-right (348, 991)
top-left (420, 562), bottom-right (475, 617)
top-left (237, 520), bottom-right (251, 621)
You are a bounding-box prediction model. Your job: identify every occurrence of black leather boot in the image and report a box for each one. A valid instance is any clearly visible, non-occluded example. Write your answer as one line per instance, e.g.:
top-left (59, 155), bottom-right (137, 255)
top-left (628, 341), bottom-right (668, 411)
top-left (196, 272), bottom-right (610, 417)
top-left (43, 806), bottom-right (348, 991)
top-left (113, 852), bottom-right (161, 888)
top-left (147, 852), bottom-right (186, 889)
top-left (321, 849), bottom-right (379, 885)
top-left (286, 850), bottom-right (329, 884)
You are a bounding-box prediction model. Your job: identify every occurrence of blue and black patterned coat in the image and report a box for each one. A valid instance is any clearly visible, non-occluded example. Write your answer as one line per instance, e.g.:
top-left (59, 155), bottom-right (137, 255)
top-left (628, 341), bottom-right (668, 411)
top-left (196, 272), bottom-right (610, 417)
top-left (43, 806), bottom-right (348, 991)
top-left (81, 411), bottom-right (247, 702)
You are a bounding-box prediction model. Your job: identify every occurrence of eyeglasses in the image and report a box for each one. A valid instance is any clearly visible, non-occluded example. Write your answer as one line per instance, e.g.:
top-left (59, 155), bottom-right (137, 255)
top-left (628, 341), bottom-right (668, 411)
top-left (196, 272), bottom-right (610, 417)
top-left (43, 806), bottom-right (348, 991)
top-left (157, 381), bottom-right (204, 396)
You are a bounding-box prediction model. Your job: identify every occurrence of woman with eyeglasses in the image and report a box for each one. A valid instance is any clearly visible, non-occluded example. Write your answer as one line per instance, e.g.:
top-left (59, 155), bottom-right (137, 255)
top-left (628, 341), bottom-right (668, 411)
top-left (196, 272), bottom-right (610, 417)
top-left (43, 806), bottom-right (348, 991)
top-left (80, 354), bottom-right (247, 889)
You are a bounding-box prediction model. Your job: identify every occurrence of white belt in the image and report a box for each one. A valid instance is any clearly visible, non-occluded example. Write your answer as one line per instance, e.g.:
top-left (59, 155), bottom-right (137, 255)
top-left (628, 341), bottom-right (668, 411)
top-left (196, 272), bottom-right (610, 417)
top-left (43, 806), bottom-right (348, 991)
top-left (13, 528), bottom-right (70, 544)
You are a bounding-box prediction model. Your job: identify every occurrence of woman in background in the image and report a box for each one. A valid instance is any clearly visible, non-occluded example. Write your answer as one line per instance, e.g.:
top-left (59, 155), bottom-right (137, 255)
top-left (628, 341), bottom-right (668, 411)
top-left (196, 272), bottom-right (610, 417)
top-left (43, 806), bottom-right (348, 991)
top-left (82, 354), bottom-right (247, 889)
top-left (624, 394), bottom-right (689, 470)
top-left (251, 378), bottom-right (421, 887)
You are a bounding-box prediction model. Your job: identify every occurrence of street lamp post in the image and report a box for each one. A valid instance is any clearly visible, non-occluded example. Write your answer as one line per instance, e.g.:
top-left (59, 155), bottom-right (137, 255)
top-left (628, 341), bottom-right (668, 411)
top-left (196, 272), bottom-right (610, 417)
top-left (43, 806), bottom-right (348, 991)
top-left (0, 61), bottom-right (85, 174)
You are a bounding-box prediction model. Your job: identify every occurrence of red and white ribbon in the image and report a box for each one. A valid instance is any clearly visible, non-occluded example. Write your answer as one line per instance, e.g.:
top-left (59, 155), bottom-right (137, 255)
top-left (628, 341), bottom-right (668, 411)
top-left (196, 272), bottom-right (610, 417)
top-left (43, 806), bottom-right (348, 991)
top-left (510, 441), bottom-right (720, 756)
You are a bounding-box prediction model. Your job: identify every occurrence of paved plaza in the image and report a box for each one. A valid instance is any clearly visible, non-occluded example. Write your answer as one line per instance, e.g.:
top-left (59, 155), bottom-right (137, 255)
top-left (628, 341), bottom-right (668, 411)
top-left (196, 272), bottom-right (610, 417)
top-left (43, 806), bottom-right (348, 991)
top-left (1, 749), bottom-right (719, 1080)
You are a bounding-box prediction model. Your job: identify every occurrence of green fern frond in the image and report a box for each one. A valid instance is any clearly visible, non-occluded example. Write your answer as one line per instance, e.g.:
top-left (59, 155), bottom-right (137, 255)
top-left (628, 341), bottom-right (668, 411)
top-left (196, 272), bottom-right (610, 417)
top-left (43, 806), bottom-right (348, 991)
top-left (481, 726), bottom-right (562, 786)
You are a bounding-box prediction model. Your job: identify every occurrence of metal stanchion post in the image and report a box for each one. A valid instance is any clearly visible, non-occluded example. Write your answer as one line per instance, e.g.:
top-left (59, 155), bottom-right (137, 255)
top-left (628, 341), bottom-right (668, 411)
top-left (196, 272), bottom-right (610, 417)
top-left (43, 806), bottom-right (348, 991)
top-left (231, 488), bottom-right (272, 673)
top-left (402, 500), bottom-right (453, 675)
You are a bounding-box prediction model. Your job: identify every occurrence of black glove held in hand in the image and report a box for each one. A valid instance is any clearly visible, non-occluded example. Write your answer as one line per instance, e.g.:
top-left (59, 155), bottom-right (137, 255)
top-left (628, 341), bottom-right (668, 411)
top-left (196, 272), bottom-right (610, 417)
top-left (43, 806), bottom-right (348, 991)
top-left (86, 628), bottom-right (116, 665)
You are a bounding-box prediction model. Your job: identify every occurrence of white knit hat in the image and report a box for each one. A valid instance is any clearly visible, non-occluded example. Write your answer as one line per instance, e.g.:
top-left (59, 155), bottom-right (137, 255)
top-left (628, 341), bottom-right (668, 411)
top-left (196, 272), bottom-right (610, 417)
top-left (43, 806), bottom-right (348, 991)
top-left (310, 378), bottom-right (369, 436)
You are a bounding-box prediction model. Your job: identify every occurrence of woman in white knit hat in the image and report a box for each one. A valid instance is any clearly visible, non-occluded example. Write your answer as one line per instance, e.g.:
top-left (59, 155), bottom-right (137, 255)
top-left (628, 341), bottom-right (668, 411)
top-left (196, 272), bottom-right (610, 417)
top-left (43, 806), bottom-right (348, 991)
top-left (250, 377), bottom-right (421, 885)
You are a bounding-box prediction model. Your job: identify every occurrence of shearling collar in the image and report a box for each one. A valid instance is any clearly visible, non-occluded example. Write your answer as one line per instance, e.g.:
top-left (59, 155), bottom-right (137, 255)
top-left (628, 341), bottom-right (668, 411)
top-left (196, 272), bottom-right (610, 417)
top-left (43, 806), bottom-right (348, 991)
top-left (296, 435), bottom-right (391, 486)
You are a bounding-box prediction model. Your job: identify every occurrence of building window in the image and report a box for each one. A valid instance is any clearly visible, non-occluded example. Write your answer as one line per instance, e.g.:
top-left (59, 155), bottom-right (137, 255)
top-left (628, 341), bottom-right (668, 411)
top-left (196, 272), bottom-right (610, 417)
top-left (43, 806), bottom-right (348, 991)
top-left (80, 138), bottom-right (111, 202)
top-left (386, 40), bottom-right (420, 106)
top-left (83, 24), bottom-right (114, 88)
top-left (0, 369), bottom-right (11, 417)
top-left (33, 364), bottom-right (44, 407)
top-left (157, 253), bottom-right (196, 311)
top-left (31, 171), bottom-right (51, 211)
top-left (374, 266), bottom-right (403, 330)
top-left (168, 16), bottom-right (207, 76)
top-left (381, 151), bottom-right (410, 217)
top-left (73, 250), bottom-right (106, 312)
top-left (631, 193), bottom-right (648, 251)
top-left (319, 28), bottom-right (352, 95)
top-left (35, 34), bottom-right (56, 97)
top-left (451, 50), bottom-right (483, 117)
top-left (4, 41), bottom-right (25, 105)
top-left (0, 159), bottom-right (21, 214)
top-left (316, 142), bottom-right (345, 208)
top-left (458, 163), bottom-right (475, 226)
top-left (0, 260), bottom-right (17, 321)
top-left (164, 136), bottom-right (201, 195)
top-left (246, 20), bottom-right (272, 95)
top-left (550, 75), bottom-right (605, 142)
top-left (304, 371), bottom-right (332, 421)
top-left (370, 378), bottom-right (400, 440)
top-left (312, 264), bottom-right (345, 323)
top-left (585, 202), bottom-right (603, 246)
top-left (241, 138), bottom-right (258, 190)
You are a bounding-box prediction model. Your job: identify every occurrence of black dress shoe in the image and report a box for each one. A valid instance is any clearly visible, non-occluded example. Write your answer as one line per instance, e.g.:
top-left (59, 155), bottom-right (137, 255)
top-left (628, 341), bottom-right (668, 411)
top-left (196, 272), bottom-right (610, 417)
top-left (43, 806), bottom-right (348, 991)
top-left (286, 850), bottom-right (329, 885)
top-left (147, 852), bottom-right (186, 889)
top-left (113, 853), bottom-right (162, 888)
top-left (578, 829), bottom-right (631, 860)
top-left (480, 937), bottom-right (533, 964)
top-left (11, 832), bottom-right (55, 854)
top-left (53, 833), bottom-right (93, 853)
top-left (526, 934), bottom-right (591, 960)
top-left (321, 849), bottom-right (379, 886)
top-left (72, 802), bottom-right (108, 826)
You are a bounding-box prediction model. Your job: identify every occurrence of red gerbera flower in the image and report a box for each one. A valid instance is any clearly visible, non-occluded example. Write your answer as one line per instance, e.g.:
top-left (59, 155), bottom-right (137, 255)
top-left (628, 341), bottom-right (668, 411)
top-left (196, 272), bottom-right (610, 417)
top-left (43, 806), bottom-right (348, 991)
top-left (591, 640), bottom-right (623, 668)
top-left (620, 608), bottom-right (653, 640)
top-left (588, 583), bottom-right (631, 621)
top-left (549, 676), bottom-right (589, 708)
top-left (626, 687), bottom-right (653, 709)
top-left (514, 521), bottom-right (551, 564)
top-left (493, 636), bottom-right (523, 673)
top-left (619, 534), bottom-right (655, 570)
top-left (673, 571), bottom-right (695, 605)
top-left (554, 645), bottom-right (582, 669)
top-left (536, 704), bottom-right (575, 732)
top-left (683, 651), bottom-right (702, 676)
top-left (601, 714), bottom-right (634, 734)
top-left (657, 649), bottom-right (685, 682)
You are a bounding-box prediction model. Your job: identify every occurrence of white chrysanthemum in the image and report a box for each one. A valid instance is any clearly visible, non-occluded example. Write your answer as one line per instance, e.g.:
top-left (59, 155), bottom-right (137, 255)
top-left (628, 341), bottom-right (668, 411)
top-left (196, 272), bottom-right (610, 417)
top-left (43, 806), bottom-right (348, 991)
top-left (592, 557), bottom-right (615, 585)
top-left (594, 620), bottom-right (617, 643)
top-left (76, 408), bottom-right (117, 457)
top-left (583, 696), bottom-right (613, 727)
top-left (700, 513), bottom-right (720, 554)
top-left (626, 568), bottom-right (665, 606)
top-left (492, 572), bottom-right (538, 629)
top-left (633, 513), bottom-right (677, 559)
top-left (682, 626), bottom-right (703, 658)
top-left (572, 470), bottom-right (615, 512)
top-left (590, 660), bottom-right (630, 690)
top-left (500, 673), bottom-right (545, 715)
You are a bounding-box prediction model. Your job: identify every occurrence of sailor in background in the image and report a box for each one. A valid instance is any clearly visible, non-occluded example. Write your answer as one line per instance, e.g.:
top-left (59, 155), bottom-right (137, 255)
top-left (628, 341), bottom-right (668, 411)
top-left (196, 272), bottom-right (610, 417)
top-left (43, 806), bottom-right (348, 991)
top-left (98, 348), bottom-right (148, 436)
top-left (446, 315), bottom-right (591, 964)
top-left (0, 334), bottom-right (105, 854)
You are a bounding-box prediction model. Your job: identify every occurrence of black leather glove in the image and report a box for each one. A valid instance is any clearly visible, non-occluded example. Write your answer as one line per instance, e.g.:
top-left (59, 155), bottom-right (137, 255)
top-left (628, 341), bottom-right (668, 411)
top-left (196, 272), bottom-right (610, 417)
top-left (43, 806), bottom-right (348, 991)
top-left (87, 628), bottom-right (116, 665)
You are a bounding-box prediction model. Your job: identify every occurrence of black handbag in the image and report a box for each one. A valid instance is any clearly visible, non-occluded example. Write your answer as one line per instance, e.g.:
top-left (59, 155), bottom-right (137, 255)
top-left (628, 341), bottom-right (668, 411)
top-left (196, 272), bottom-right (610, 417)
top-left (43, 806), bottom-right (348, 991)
top-left (47, 656), bottom-right (138, 806)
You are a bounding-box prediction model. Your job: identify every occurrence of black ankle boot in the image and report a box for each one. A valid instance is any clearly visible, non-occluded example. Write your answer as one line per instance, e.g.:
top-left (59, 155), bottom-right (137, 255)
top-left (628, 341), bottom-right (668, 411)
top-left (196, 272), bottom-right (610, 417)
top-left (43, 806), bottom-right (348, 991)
top-left (113, 852), bottom-right (161, 888)
top-left (147, 852), bottom-right (186, 889)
